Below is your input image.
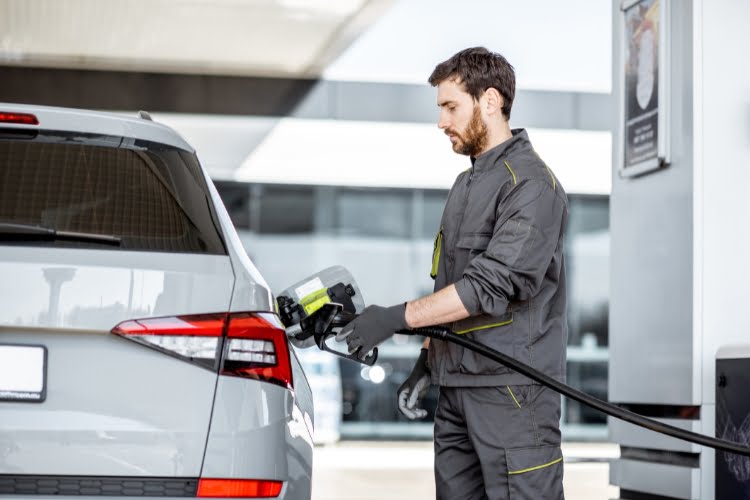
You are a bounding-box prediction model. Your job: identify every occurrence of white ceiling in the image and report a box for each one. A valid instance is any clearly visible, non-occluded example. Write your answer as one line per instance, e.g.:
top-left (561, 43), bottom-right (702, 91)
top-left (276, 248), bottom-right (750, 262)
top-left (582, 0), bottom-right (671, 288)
top-left (325, 0), bottom-right (612, 93)
top-left (0, 0), bottom-right (391, 77)
top-left (0, 0), bottom-right (611, 91)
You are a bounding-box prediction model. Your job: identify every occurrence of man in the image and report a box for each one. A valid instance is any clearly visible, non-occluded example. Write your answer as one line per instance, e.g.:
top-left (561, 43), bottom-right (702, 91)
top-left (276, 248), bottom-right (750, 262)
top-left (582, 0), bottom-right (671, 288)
top-left (338, 47), bottom-right (568, 499)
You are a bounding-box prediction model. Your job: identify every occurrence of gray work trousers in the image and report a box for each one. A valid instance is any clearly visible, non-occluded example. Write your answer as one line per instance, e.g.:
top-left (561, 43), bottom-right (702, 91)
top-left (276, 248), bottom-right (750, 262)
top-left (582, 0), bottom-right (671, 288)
top-left (434, 385), bottom-right (564, 500)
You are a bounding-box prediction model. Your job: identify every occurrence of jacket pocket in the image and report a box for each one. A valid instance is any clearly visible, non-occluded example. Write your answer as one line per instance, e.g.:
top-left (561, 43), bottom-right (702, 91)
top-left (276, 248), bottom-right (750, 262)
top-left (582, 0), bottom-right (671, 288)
top-left (457, 313), bottom-right (514, 375)
top-left (506, 445), bottom-right (564, 499)
top-left (430, 227), bottom-right (443, 279)
top-left (456, 232), bottom-right (492, 257)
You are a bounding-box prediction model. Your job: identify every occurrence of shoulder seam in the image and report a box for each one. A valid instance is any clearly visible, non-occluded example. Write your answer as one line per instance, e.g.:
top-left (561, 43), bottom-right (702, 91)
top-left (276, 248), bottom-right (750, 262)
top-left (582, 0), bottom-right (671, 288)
top-left (505, 149), bottom-right (559, 193)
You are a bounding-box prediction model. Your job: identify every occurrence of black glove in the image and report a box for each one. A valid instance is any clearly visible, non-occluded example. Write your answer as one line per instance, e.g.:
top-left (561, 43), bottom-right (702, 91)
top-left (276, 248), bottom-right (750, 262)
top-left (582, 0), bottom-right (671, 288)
top-left (335, 303), bottom-right (407, 360)
top-left (397, 348), bottom-right (431, 419)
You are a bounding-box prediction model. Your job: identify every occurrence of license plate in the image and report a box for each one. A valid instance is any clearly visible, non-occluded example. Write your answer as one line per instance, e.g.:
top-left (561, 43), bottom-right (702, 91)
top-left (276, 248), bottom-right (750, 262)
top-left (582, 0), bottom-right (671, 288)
top-left (0, 344), bottom-right (47, 402)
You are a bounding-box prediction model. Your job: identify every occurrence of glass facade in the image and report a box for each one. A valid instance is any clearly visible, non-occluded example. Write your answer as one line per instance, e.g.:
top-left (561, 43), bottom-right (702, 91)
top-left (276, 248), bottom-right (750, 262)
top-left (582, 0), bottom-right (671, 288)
top-left (215, 181), bottom-right (610, 439)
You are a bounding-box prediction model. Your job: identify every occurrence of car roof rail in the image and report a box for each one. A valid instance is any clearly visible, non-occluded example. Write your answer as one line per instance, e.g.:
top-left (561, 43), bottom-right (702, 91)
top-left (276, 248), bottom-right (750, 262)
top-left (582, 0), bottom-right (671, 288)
top-left (138, 110), bottom-right (153, 121)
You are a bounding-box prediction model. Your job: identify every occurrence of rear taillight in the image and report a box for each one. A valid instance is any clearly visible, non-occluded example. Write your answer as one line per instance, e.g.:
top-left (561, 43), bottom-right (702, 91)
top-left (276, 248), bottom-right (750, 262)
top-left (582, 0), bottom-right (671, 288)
top-left (222, 313), bottom-right (292, 389)
top-left (197, 478), bottom-right (283, 498)
top-left (0, 112), bottom-right (39, 125)
top-left (112, 314), bottom-right (224, 370)
top-left (112, 312), bottom-right (292, 389)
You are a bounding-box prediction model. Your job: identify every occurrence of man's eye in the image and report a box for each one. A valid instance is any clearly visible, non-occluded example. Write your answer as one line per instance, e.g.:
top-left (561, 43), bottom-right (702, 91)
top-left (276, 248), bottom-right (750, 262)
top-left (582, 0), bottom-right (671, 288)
top-left (448, 106), bottom-right (456, 111)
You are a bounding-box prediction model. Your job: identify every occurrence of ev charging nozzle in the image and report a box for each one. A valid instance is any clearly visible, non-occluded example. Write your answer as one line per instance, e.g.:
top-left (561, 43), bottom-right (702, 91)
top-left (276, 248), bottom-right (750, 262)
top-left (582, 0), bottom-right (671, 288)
top-left (276, 266), bottom-right (377, 366)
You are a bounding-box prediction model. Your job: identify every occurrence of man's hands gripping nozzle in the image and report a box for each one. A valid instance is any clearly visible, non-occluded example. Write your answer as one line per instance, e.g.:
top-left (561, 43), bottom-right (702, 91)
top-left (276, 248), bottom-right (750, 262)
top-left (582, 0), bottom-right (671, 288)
top-left (335, 303), bottom-right (407, 361)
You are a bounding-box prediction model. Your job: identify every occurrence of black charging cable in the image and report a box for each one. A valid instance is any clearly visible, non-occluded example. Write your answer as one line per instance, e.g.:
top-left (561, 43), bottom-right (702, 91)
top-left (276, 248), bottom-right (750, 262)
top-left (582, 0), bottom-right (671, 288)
top-left (396, 326), bottom-right (750, 458)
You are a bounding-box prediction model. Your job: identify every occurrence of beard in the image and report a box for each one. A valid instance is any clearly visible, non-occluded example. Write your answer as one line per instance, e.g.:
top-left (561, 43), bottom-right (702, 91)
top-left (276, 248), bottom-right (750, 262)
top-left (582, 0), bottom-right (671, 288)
top-left (447, 105), bottom-right (489, 157)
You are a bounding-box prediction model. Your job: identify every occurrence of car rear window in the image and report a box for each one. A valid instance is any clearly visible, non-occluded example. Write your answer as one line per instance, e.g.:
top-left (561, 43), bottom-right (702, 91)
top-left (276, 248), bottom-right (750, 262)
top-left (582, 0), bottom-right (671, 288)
top-left (0, 133), bottom-right (226, 254)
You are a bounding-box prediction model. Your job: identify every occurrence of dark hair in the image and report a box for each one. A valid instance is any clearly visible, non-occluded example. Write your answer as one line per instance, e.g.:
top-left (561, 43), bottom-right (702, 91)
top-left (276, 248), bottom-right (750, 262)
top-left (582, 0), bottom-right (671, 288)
top-left (428, 47), bottom-right (516, 120)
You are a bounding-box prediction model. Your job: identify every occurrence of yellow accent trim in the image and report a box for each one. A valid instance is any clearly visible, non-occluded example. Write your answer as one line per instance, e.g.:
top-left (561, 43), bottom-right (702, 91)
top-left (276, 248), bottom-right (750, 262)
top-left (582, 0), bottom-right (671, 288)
top-left (544, 164), bottom-right (557, 191)
top-left (455, 318), bottom-right (513, 335)
top-left (430, 228), bottom-right (443, 279)
top-left (507, 386), bottom-right (522, 408)
top-left (504, 160), bottom-right (517, 185)
top-left (508, 457), bottom-right (563, 475)
top-left (299, 288), bottom-right (331, 315)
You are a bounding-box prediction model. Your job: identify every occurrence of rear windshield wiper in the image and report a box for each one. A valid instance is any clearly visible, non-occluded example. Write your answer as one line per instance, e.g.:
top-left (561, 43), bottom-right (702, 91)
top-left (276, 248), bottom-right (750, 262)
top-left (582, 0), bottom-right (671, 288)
top-left (0, 222), bottom-right (122, 246)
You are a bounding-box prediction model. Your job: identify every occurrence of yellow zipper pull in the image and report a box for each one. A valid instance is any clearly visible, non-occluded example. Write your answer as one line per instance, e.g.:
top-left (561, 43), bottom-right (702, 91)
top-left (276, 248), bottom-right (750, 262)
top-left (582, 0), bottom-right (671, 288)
top-left (430, 227), bottom-right (443, 279)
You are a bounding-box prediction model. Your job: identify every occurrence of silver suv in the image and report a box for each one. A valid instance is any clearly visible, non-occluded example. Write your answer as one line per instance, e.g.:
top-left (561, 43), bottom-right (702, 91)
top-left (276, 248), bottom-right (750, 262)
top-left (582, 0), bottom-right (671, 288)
top-left (0, 104), bottom-right (314, 499)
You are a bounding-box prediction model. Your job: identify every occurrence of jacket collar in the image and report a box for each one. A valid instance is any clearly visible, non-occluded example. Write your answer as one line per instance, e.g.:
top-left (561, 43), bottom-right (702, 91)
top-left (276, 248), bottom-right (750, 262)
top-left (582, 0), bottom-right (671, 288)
top-left (470, 128), bottom-right (528, 172)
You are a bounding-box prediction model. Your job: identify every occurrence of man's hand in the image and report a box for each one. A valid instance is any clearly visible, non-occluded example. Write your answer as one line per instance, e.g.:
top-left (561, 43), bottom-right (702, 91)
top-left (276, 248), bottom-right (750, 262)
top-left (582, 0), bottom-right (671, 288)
top-left (398, 348), bottom-right (431, 419)
top-left (335, 303), bottom-right (407, 360)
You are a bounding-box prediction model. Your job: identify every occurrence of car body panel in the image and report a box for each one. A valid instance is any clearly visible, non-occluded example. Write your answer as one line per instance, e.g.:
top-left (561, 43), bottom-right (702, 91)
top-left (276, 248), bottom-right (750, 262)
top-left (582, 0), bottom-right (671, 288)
top-left (0, 247), bottom-right (235, 330)
top-left (295, 349), bottom-right (341, 445)
top-left (0, 249), bottom-right (233, 477)
top-left (0, 330), bottom-right (218, 476)
top-left (204, 173), bottom-right (275, 314)
top-left (289, 349), bottom-right (315, 430)
top-left (201, 376), bottom-right (313, 500)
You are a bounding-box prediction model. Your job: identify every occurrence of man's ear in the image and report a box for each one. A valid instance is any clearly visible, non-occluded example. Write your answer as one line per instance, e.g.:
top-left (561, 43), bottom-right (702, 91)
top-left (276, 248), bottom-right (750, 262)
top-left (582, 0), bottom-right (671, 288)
top-left (483, 87), bottom-right (504, 117)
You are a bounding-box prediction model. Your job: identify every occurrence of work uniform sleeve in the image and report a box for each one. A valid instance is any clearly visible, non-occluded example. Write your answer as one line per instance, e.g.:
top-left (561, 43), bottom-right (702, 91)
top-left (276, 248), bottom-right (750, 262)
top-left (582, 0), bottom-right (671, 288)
top-left (454, 179), bottom-right (565, 316)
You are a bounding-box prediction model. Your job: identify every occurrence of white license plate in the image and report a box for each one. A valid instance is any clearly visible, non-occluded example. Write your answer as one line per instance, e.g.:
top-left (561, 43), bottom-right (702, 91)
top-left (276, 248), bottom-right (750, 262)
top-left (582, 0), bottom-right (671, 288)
top-left (0, 344), bottom-right (47, 402)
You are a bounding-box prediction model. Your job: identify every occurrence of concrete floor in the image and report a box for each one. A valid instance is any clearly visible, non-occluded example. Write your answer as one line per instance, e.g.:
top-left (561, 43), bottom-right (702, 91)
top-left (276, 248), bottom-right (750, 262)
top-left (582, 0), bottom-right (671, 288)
top-left (312, 441), bottom-right (619, 500)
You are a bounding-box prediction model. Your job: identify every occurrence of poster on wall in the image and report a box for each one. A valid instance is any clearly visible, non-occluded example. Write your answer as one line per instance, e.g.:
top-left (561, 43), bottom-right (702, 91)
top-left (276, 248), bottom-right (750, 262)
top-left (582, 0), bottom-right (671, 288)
top-left (620, 0), bottom-right (670, 177)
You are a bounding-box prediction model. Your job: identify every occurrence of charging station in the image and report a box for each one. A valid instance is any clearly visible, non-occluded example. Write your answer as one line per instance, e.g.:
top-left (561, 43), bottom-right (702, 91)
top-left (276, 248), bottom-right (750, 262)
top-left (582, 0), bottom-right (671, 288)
top-left (609, 1), bottom-right (750, 498)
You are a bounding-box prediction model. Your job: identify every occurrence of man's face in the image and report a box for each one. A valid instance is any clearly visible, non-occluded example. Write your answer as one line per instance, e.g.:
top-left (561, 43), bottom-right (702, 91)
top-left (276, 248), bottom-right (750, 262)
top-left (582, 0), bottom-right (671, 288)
top-left (436, 78), bottom-right (488, 157)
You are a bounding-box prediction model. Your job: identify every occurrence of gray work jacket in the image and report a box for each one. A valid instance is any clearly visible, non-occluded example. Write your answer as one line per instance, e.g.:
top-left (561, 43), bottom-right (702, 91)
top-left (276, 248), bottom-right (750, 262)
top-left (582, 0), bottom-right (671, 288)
top-left (428, 129), bottom-right (568, 387)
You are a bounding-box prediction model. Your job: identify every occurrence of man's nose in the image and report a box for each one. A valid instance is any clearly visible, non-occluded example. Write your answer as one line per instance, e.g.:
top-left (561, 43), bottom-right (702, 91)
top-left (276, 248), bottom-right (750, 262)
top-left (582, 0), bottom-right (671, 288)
top-left (437, 115), bottom-right (450, 130)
